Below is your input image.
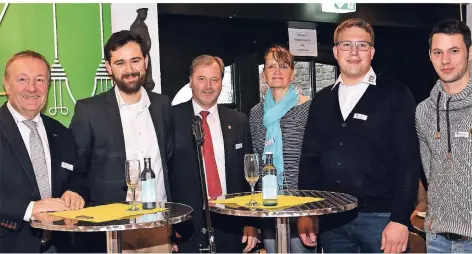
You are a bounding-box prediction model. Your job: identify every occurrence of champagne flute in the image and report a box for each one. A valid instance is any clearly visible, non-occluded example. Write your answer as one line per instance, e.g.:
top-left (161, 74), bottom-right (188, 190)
top-left (125, 159), bottom-right (141, 212)
top-left (244, 154), bottom-right (260, 207)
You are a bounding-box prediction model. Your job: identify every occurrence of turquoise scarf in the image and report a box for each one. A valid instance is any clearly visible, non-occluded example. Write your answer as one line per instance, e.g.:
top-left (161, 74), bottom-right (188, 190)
top-left (263, 84), bottom-right (299, 189)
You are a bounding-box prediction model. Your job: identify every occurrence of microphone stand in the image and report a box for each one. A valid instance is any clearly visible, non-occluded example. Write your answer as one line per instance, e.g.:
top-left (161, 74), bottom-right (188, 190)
top-left (192, 116), bottom-right (216, 253)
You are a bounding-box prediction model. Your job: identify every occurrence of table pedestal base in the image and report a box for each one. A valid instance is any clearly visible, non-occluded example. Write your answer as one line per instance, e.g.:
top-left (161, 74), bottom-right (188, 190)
top-left (276, 217), bottom-right (290, 253)
top-left (106, 231), bottom-right (122, 253)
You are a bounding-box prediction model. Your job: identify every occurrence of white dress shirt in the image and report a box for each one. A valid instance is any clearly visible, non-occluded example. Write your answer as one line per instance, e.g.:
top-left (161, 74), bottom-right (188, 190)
top-left (192, 99), bottom-right (227, 196)
top-left (116, 86), bottom-right (167, 203)
top-left (333, 67), bottom-right (377, 120)
top-left (7, 102), bottom-right (51, 222)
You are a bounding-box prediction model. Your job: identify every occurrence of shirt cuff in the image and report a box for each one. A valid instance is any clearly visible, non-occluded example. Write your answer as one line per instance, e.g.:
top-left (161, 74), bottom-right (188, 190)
top-left (23, 201), bottom-right (35, 222)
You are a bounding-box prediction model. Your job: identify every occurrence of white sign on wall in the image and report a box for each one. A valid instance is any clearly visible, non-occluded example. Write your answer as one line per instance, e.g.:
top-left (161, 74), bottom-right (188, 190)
top-left (288, 28), bottom-right (318, 57)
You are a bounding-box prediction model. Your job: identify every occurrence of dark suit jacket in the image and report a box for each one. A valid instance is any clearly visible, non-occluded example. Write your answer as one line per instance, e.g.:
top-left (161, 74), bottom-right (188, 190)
top-left (0, 103), bottom-right (87, 253)
top-left (169, 100), bottom-right (253, 253)
top-left (69, 87), bottom-right (173, 204)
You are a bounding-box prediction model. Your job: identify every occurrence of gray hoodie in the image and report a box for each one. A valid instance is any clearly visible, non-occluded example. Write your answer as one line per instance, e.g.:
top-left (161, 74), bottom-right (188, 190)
top-left (416, 75), bottom-right (472, 238)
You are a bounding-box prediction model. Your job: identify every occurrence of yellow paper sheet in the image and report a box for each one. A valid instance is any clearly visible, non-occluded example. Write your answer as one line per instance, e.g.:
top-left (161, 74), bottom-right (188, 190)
top-left (49, 203), bottom-right (167, 223)
top-left (211, 193), bottom-right (323, 210)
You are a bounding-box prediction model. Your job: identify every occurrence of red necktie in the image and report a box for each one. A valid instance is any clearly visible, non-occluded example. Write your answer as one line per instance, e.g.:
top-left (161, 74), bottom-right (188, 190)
top-left (200, 111), bottom-right (223, 199)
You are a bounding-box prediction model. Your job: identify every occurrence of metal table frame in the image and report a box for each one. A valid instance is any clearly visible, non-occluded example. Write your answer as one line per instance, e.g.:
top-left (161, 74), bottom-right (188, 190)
top-left (209, 190), bottom-right (357, 253)
top-left (31, 202), bottom-right (192, 253)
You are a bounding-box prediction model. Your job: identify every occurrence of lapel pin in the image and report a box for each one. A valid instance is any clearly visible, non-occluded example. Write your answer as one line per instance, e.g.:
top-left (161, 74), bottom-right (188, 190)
top-left (228, 125), bottom-right (231, 130)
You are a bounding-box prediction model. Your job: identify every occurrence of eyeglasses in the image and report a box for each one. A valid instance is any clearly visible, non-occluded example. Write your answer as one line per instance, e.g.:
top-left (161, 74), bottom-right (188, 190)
top-left (335, 41), bottom-right (372, 51)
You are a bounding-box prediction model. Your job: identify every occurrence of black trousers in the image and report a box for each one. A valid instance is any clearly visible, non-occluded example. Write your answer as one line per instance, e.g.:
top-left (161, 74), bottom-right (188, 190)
top-left (175, 213), bottom-right (246, 253)
top-left (68, 232), bottom-right (107, 253)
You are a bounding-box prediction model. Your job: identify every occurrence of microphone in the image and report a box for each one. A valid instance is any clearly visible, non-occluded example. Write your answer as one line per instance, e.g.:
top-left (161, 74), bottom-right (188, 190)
top-left (191, 114), bottom-right (216, 253)
top-left (192, 115), bottom-right (204, 145)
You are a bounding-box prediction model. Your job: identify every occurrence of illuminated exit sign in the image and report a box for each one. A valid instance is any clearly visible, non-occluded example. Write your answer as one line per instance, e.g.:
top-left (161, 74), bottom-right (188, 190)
top-left (322, 3), bottom-right (356, 13)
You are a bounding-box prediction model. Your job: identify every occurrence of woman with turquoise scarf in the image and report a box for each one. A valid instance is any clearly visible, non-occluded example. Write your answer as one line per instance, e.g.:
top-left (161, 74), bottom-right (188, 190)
top-left (249, 45), bottom-right (313, 253)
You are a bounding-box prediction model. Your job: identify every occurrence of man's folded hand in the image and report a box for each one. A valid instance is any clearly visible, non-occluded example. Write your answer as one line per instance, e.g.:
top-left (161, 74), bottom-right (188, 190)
top-left (61, 191), bottom-right (85, 210)
top-left (32, 198), bottom-right (67, 215)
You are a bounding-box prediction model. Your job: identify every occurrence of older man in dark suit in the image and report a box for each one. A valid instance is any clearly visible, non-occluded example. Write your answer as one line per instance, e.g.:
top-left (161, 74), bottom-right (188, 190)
top-left (0, 50), bottom-right (87, 253)
top-left (69, 30), bottom-right (173, 252)
top-left (170, 55), bottom-right (259, 253)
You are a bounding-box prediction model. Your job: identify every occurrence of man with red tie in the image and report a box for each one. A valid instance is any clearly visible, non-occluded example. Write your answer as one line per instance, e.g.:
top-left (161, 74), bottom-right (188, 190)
top-left (169, 55), bottom-right (259, 253)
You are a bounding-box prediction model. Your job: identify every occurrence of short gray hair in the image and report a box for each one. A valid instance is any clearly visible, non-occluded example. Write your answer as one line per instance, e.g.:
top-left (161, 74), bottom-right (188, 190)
top-left (4, 50), bottom-right (51, 81)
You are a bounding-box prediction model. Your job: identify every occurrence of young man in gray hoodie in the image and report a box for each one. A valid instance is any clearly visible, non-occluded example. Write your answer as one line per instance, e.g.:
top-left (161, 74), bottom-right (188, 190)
top-left (416, 19), bottom-right (472, 252)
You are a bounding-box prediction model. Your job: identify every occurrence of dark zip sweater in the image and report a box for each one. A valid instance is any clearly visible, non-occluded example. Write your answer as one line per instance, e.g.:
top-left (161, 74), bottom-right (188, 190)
top-left (298, 76), bottom-right (421, 227)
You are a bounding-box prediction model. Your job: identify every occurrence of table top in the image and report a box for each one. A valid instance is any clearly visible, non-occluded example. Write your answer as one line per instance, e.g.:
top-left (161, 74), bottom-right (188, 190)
top-left (30, 202), bottom-right (192, 232)
top-left (209, 190), bottom-right (357, 218)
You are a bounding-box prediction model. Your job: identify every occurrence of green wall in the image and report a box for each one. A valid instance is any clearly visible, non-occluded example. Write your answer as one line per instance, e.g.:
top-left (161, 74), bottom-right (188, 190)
top-left (0, 3), bottom-right (112, 126)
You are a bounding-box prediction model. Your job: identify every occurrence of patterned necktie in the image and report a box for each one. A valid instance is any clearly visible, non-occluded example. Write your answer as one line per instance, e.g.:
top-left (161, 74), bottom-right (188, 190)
top-left (199, 111), bottom-right (222, 199)
top-left (23, 120), bottom-right (51, 199)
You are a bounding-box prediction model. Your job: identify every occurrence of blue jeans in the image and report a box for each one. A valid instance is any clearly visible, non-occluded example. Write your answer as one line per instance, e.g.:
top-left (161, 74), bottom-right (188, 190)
top-left (262, 218), bottom-right (316, 253)
top-left (427, 233), bottom-right (472, 253)
top-left (319, 212), bottom-right (390, 253)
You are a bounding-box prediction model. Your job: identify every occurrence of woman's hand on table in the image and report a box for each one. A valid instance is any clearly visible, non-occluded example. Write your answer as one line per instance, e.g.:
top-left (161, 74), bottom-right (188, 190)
top-left (170, 230), bottom-right (181, 252)
top-left (242, 226), bottom-right (260, 252)
top-left (298, 216), bottom-right (318, 246)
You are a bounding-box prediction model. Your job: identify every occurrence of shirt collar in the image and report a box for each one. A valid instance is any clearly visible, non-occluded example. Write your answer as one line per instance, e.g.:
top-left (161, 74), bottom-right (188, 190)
top-left (332, 67), bottom-right (377, 90)
top-left (192, 99), bottom-right (219, 118)
top-left (7, 101), bottom-right (41, 124)
top-left (115, 85), bottom-right (151, 111)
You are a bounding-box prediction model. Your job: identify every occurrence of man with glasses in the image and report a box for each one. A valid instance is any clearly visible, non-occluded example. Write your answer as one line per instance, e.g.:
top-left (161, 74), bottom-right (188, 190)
top-left (297, 18), bottom-right (421, 253)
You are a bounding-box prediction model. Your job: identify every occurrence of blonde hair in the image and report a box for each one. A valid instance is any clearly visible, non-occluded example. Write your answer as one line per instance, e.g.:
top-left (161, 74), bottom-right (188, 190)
top-left (334, 18), bottom-right (375, 45)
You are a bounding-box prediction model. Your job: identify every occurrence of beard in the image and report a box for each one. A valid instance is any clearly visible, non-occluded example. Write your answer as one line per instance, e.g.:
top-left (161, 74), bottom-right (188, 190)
top-left (441, 64), bottom-right (469, 84)
top-left (114, 72), bottom-right (145, 94)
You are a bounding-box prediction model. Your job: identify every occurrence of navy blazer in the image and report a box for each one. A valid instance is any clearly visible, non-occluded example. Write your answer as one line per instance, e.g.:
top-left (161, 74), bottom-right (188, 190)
top-left (0, 103), bottom-right (87, 253)
top-left (69, 87), bottom-right (173, 204)
top-left (169, 100), bottom-right (254, 253)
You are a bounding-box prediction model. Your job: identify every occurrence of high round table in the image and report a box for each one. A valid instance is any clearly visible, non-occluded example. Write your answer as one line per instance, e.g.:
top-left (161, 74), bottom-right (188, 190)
top-left (30, 202), bottom-right (193, 253)
top-left (209, 190), bottom-right (357, 253)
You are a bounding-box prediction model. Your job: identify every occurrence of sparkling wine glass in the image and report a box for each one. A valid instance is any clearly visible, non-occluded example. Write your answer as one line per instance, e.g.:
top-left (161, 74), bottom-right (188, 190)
top-left (125, 159), bottom-right (141, 212)
top-left (244, 154), bottom-right (260, 207)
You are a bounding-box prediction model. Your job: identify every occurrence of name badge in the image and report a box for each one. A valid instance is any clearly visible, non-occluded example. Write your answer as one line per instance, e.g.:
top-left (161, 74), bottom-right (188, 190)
top-left (353, 113), bottom-right (368, 121)
top-left (235, 143), bottom-right (243, 149)
top-left (61, 162), bottom-right (74, 171)
top-left (265, 138), bottom-right (275, 147)
top-left (455, 131), bottom-right (469, 138)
